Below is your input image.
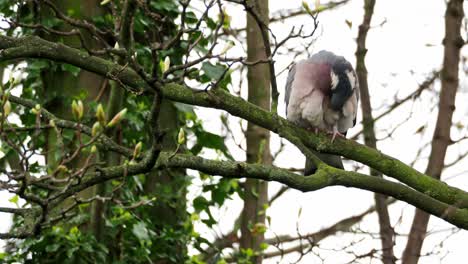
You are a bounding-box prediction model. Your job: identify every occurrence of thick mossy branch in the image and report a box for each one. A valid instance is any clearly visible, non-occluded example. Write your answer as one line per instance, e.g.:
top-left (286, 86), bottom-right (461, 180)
top-left (161, 83), bottom-right (468, 208)
top-left (0, 35), bottom-right (148, 93)
top-left (57, 150), bottom-right (468, 229)
top-left (157, 153), bottom-right (468, 229)
top-left (1, 35), bottom-right (468, 216)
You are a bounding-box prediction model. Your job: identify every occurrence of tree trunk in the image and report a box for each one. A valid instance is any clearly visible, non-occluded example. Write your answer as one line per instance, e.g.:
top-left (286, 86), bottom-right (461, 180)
top-left (240, 0), bottom-right (271, 263)
top-left (144, 100), bottom-right (189, 264)
top-left (38, 0), bottom-right (106, 232)
top-left (402, 1), bottom-right (464, 263)
top-left (355, 0), bottom-right (396, 263)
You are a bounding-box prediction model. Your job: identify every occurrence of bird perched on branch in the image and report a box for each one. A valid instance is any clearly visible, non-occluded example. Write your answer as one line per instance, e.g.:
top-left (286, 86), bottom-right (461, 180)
top-left (285, 50), bottom-right (359, 175)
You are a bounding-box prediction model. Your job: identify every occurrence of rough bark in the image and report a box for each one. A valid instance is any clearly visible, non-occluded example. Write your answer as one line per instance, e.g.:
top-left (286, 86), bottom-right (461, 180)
top-left (37, 0), bottom-right (106, 233)
top-left (355, 0), bottom-right (395, 263)
top-left (240, 0), bottom-right (271, 263)
top-left (95, 0), bottom-right (136, 252)
top-left (402, 0), bottom-right (465, 263)
top-left (143, 100), bottom-right (188, 263)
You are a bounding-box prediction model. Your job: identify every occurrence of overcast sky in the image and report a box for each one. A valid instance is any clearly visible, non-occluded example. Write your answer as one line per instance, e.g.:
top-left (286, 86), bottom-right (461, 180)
top-left (192, 0), bottom-right (468, 263)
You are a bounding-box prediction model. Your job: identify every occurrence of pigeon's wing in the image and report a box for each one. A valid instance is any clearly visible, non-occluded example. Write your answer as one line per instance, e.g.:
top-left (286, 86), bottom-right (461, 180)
top-left (285, 62), bottom-right (327, 128)
top-left (284, 63), bottom-right (296, 116)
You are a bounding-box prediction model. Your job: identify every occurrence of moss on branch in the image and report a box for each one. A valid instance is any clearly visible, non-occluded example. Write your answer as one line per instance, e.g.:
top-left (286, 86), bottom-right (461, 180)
top-left (2, 35), bottom-right (468, 223)
top-left (157, 153), bottom-right (468, 230)
top-left (161, 83), bottom-right (468, 208)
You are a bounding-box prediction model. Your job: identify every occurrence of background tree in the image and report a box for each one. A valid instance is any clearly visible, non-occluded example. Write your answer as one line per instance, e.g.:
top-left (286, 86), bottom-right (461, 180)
top-left (403, 0), bottom-right (465, 263)
top-left (355, 0), bottom-right (395, 263)
top-left (0, 0), bottom-right (466, 263)
top-left (240, 0), bottom-right (271, 263)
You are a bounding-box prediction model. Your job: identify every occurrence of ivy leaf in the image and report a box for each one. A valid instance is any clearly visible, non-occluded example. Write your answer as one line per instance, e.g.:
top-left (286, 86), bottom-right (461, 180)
top-left (185, 11), bottom-right (198, 24)
top-left (201, 62), bottom-right (226, 81)
top-left (45, 244), bottom-right (60, 253)
top-left (8, 195), bottom-right (19, 207)
top-left (61, 64), bottom-right (81, 77)
top-left (132, 221), bottom-right (150, 241)
top-left (66, 247), bottom-right (78, 258)
top-left (193, 196), bottom-right (210, 212)
top-left (202, 208), bottom-right (217, 227)
top-left (260, 242), bottom-right (269, 251)
top-left (173, 102), bottom-right (195, 114)
top-left (211, 188), bottom-right (226, 205)
top-left (210, 179), bottom-right (235, 206)
top-left (28, 60), bottom-right (49, 71)
top-left (191, 130), bottom-right (233, 160)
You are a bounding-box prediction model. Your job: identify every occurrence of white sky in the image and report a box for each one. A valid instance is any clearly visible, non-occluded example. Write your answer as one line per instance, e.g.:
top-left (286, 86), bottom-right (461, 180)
top-left (1, 0), bottom-right (468, 263)
top-left (193, 0), bottom-right (468, 263)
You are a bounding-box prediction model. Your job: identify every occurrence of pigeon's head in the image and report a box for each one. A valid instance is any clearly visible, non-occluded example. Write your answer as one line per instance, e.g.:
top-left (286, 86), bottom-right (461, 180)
top-left (329, 59), bottom-right (357, 111)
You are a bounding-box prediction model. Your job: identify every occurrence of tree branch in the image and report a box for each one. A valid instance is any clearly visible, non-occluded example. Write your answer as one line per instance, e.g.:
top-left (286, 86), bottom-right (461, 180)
top-left (155, 153), bottom-right (468, 230)
top-left (355, 0), bottom-right (395, 262)
top-left (2, 35), bottom-right (468, 219)
top-left (403, 0), bottom-right (465, 262)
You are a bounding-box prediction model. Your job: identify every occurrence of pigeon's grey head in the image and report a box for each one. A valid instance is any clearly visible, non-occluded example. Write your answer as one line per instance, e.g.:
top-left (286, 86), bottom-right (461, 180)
top-left (330, 59), bottom-right (357, 111)
top-left (310, 51), bottom-right (358, 111)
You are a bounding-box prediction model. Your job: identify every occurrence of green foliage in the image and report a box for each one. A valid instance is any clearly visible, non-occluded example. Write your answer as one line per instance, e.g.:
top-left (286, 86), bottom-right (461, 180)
top-left (0, 0), bottom-right (238, 263)
top-left (192, 177), bottom-right (240, 229)
top-left (4, 226), bottom-right (108, 264)
top-left (191, 129), bottom-right (234, 160)
top-left (186, 112), bottom-right (234, 160)
top-left (200, 62), bottom-right (232, 90)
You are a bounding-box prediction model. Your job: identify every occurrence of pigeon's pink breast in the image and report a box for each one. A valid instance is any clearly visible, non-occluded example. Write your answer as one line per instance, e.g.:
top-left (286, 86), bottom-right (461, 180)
top-left (295, 62), bottom-right (331, 96)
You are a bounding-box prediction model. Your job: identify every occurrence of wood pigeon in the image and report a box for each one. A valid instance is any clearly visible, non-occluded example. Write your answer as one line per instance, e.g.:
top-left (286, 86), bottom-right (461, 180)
top-left (285, 50), bottom-right (359, 175)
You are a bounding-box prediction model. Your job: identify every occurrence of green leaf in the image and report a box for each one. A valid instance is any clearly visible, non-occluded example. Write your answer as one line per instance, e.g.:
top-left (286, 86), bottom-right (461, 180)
top-left (173, 102), bottom-right (195, 114)
top-left (211, 188), bottom-right (226, 205)
top-left (132, 221), bottom-right (150, 241)
top-left (242, 247), bottom-right (254, 257)
top-left (205, 17), bottom-right (217, 30)
top-left (61, 64), bottom-right (81, 77)
top-left (69, 226), bottom-right (80, 237)
top-left (251, 187), bottom-right (259, 198)
top-left (210, 179), bottom-right (236, 206)
top-left (28, 60), bottom-right (49, 71)
top-left (45, 243), bottom-right (60, 253)
top-left (185, 11), bottom-right (198, 24)
top-left (201, 62), bottom-right (227, 81)
top-left (8, 195), bottom-right (19, 207)
top-left (193, 196), bottom-right (210, 212)
top-left (66, 247), bottom-right (78, 258)
top-left (192, 130), bottom-right (233, 160)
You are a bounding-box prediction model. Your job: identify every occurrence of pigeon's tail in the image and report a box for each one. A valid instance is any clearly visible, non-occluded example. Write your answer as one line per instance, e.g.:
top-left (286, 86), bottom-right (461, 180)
top-left (304, 149), bottom-right (344, 175)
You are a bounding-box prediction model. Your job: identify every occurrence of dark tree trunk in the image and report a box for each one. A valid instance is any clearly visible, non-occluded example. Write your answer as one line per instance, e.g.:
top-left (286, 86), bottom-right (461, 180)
top-left (240, 0), bottom-right (271, 263)
top-left (355, 0), bottom-right (396, 263)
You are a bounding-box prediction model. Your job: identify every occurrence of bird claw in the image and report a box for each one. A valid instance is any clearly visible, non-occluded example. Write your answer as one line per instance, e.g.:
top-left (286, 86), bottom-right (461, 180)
top-left (306, 127), bottom-right (321, 134)
top-left (307, 127), bottom-right (344, 142)
top-left (328, 131), bottom-right (344, 142)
